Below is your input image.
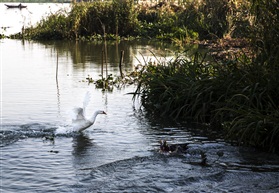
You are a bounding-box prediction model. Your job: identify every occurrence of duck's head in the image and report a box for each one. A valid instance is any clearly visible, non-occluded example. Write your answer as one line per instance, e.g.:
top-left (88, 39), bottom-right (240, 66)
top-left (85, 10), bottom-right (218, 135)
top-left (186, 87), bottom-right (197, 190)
top-left (96, 110), bottom-right (107, 115)
top-left (159, 140), bottom-right (169, 152)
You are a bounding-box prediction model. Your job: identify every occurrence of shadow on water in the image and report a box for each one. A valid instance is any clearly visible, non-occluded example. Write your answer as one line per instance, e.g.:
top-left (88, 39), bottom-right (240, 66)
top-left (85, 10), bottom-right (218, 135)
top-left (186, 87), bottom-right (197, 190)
top-left (72, 133), bottom-right (94, 156)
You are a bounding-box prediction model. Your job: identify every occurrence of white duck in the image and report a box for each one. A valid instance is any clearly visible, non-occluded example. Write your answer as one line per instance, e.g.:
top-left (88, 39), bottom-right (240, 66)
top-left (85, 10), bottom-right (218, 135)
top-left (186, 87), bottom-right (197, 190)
top-left (71, 92), bottom-right (106, 132)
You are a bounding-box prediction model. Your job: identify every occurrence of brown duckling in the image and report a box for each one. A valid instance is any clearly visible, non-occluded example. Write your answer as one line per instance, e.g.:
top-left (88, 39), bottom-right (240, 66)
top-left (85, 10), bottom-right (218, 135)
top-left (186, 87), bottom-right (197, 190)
top-left (159, 140), bottom-right (188, 154)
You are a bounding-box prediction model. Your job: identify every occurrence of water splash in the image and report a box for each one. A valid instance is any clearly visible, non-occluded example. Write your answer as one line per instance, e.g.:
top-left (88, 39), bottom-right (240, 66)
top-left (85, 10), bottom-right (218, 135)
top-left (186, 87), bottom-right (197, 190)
top-left (55, 125), bottom-right (74, 135)
top-left (0, 123), bottom-right (76, 147)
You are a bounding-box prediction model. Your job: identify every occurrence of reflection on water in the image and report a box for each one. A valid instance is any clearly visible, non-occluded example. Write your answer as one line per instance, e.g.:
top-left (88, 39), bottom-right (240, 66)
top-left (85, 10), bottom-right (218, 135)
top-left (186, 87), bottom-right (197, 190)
top-left (43, 39), bottom-right (184, 69)
top-left (72, 133), bottom-right (93, 156)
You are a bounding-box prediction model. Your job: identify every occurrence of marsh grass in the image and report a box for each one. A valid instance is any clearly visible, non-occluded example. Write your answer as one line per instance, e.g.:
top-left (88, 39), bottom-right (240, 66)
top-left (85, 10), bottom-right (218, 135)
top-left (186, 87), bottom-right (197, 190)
top-left (219, 53), bottom-right (279, 152)
top-left (11, 0), bottom-right (254, 42)
top-left (132, 50), bottom-right (279, 152)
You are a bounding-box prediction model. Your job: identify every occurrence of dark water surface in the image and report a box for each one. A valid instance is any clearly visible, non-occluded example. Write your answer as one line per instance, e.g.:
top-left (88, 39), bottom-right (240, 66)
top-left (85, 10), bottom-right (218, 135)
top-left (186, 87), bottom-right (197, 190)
top-left (1, 3), bottom-right (279, 193)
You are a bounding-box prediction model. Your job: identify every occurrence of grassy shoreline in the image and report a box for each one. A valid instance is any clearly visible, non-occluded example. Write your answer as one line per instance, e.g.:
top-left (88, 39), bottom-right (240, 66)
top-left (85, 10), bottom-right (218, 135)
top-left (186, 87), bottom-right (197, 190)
top-left (8, 1), bottom-right (252, 42)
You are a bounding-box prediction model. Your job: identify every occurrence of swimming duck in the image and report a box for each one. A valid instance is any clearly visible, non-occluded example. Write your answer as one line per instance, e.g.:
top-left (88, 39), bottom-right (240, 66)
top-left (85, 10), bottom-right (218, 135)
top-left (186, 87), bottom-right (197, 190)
top-left (159, 140), bottom-right (188, 153)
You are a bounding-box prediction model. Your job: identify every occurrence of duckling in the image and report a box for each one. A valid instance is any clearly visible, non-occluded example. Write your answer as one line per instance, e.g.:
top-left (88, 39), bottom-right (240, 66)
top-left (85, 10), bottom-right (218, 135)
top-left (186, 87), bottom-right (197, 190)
top-left (159, 140), bottom-right (188, 154)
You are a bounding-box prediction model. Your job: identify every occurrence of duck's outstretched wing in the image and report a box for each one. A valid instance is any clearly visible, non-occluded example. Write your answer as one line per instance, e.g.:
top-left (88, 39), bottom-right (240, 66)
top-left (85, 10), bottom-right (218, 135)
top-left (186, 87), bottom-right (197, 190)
top-left (71, 92), bottom-right (91, 122)
top-left (83, 91), bottom-right (91, 117)
top-left (71, 107), bottom-right (85, 122)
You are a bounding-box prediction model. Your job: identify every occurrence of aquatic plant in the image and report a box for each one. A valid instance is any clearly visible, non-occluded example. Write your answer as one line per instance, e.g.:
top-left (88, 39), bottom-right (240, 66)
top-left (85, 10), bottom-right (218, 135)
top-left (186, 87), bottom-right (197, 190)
top-left (88, 71), bottom-right (140, 91)
top-left (94, 74), bottom-right (115, 92)
top-left (132, 50), bottom-right (279, 152)
top-left (133, 51), bottom-right (216, 121)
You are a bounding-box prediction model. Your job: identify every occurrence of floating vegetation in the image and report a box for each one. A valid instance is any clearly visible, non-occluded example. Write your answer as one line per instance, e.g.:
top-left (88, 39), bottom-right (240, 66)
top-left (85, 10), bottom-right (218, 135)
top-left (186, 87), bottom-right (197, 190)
top-left (94, 74), bottom-right (115, 92)
top-left (86, 75), bottom-right (94, 84)
top-left (86, 69), bottom-right (140, 91)
top-left (85, 46), bottom-right (141, 91)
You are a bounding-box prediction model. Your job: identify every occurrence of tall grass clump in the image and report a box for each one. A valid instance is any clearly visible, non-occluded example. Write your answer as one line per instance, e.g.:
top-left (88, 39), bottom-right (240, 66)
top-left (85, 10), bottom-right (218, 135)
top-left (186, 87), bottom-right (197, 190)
top-left (133, 51), bottom-right (279, 152)
top-left (217, 58), bottom-right (279, 152)
top-left (221, 0), bottom-right (279, 152)
top-left (71, 0), bottom-right (138, 38)
top-left (133, 52), bottom-right (218, 122)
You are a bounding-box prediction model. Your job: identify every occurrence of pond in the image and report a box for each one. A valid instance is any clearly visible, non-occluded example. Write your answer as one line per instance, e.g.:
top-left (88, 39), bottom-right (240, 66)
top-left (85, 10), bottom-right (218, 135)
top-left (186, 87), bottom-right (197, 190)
top-left (1, 3), bottom-right (279, 193)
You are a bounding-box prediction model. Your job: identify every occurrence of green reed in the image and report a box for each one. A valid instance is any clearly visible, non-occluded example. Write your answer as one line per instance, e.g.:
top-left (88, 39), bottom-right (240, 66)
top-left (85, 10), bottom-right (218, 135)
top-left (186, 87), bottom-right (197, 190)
top-left (133, 50), bottom-right (279, 152)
